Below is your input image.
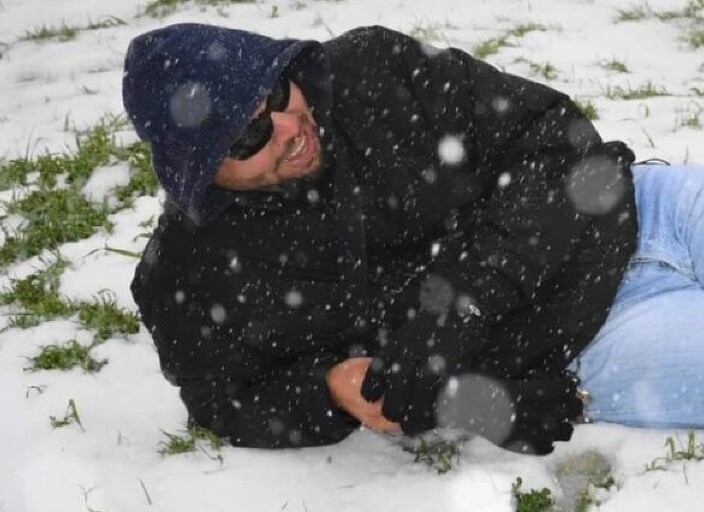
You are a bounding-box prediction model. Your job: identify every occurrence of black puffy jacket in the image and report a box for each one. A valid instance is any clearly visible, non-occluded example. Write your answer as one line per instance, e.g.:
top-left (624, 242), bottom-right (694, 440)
top-left (132, 26), bottom-right (637, 448)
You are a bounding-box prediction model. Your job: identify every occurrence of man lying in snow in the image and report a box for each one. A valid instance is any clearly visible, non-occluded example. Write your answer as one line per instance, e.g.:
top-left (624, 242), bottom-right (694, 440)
top-left (123, 23), bottom-right (704, 455)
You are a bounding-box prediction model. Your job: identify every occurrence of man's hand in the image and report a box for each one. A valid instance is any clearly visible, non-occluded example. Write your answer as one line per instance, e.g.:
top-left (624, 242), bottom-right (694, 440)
top-left (326, 358), bottom-right (402, 434)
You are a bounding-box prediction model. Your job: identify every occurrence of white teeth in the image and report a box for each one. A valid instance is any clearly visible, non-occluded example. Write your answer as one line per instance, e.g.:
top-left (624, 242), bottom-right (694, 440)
top-left (288, 136), bottom-right (306, 160)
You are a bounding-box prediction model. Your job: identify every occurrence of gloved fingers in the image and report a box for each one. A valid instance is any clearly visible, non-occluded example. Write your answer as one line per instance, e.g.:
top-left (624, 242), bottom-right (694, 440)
top-left (380, 361), bottom-right (415, 423)
top-left (401, 372), bottom-right (442, 436)
top-left (561, 394), bottom-right (584, 421)
top-left (527, 389), bottom-right (583, 422)
top-left (361, 356), bottom-right (387, 402)
top-left (510, 378), bottom-right (578, 404)
top-left (507, 437), bottom-right (555, 456)
top-left (552, 420), bottom-right (575, 442)
top-left (517, 396), bottom-right (583, 423)
top-left (505, 428), bottom-right (560, 455)
top-left (434, 376), bottom-right (517, 446)
top-left (530, 413), bottom-right (575, 441)
top-left (515, 414), bottom-right (575, 448)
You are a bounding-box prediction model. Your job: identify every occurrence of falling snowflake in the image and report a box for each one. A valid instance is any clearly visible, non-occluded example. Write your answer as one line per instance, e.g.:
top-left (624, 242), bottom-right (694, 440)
top-left (567, 119), bottom-right (595, 147)
top-left (427, 354), bottom-right (447, 374)
top-left (229, 256), bottom-right (242, 273)
top-left (438, 135), bottom-right (465, 165)
top-left (207, 41), bottom-right (228, 61)
top-left (169, 82), bottom-right (212, 128)
top-left (455, 294), bottom-right (481, 318)
top-left (492, 96), bottom-right (511, 113)
top-left (566, 156), bottom-right (626, 215)
top-left (284, 290), bottom-right (303, 308)
top-left (431, 242), bottom-right (441, 257)
top-left (210, 303), bottom-right (226, 324)
top-left (435, 373), bottom-right (515, 445)
top-left (422, 167), bottom-right (438, 184)
top-left (497, 172), bottom-right (512, 188)
top-left (307, 189), bottom-right (320, 204)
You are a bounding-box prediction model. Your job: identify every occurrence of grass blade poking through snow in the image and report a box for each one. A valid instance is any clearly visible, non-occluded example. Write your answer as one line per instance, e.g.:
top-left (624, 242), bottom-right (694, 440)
top-left (25, 339), bottom-right (107, 373)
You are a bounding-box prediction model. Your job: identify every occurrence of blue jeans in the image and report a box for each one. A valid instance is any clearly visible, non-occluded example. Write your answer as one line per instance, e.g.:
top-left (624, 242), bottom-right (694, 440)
top-left (571, 163), bottom-right (704, 428)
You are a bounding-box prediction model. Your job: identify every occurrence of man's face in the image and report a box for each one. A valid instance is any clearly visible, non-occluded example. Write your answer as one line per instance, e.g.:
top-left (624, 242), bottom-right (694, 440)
top-left (213, 80), bottom-right (322, 191)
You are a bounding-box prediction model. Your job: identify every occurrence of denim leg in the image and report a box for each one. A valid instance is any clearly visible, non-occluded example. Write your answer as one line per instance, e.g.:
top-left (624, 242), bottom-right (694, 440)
top-left (683, 168), bottom-right (704, 287)
top-left (573, 164), bottom-right (704, 428)
top-left (577, 288), bottom-right (704, 428)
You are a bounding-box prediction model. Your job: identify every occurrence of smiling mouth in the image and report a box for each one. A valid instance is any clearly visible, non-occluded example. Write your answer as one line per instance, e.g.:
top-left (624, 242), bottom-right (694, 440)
top-left (283, 123), bottom-right (317, 165)
top-left (287, 134), bottom-right (308, 160)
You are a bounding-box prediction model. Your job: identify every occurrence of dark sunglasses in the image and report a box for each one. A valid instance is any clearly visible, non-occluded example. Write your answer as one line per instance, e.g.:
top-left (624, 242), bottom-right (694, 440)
top-left (228, 76), bottom-right (291, 160)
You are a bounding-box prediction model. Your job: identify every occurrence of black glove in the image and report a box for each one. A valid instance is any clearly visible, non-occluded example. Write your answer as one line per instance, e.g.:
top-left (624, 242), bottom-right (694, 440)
top-left (362, 275), bottom-right (488, 434)
top-left (435, 372), bottom-right (584, 455)
top-left (361, 315), bottom-right (490, 434)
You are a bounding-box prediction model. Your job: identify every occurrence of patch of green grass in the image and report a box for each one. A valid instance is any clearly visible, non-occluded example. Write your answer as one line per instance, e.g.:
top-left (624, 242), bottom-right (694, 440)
top-left (658, 0), bottom-right (704, 20)
top-left (22, 23), bottom-right (79, 42)
top-left (0, 158), bottom-right (34, 189)
top-left (512, 477), bottom-right (554, 512)
top-left (688, 29), bottom-right (704, 48)
top-left (85, 16), bottom-right (126, 30)
top-left (2, 153), bottom-right (65, 190)
top-left (0, 119), bottom-right (124, 191)
top-left (102, 245), bottom-right (142, 259)
top-left (1, 262), bottom-right (139, 340)
top-left (0, 259), bottom-right (75, 327)
top-left (646, 431), bottom-right (704, 471)
top-left (20, 17), bottom-right (126, 43)
top-left (0, 119), bottom-right (151, 266)
top-left (112, 141), bottom-right (159, 208)
top-left (527, 60), bottom-right (558, 80)
top-left (683, 0), bottom-right (704, 17)
top-left (77, 293), bottom-right (140, 341)
top-left (474, 36), bottom-right (511, 59)
top-left (143, 0), bottom-right (187, 16)
top-left (574, 99), bottom-right (600, 121)
top-left (159, 422), bottom-right (224, 456)
top-left (50, 398), bottom-right (84, 430)
top-left (604, 81), bottom-right (670, 100)
top-left (473, 23), bottom-right (548, 60)
top-left (573, 474), bottom-right (617, 512)
top-left (615, 5), bottom-right (651, 22)
top-left (505, 23), bottom-right (548, 38)
top-left (66, 120), bottom-right (125, 187)
top-left (600, 59), bottom-right (630, 73)
top-left (405, 438), bottom-right (461, 474)
top-left (144, 0), bottom-right (255, 17)
top-left (1, 187), bottom-right (112, 267)
top-left (616, 0), bottom-right (704, 22)
top-left (555, 451), bottom-right (615, 512)
top-left (26, 339), bottom-right (107, 373)
top-left (409, 23), bottom-right (444, 43)
top-left (0, 117), bottom-right (157, 212)
top-left (681, 111), bottom-right (702, 129)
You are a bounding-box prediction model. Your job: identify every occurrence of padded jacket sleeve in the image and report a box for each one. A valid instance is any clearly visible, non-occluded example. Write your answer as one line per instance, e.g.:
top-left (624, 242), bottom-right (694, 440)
top-left (132, 221), bottom-right (359, 448)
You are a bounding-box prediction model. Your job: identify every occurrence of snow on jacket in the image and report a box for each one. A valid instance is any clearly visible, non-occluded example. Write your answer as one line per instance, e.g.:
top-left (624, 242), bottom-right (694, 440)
top-left (131, 26), bottom-right (637, 448)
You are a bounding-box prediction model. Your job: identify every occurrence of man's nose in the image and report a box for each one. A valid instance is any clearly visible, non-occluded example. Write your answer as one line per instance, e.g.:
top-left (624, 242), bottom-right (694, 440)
top-left (270, 111), bottom-right (301, 143)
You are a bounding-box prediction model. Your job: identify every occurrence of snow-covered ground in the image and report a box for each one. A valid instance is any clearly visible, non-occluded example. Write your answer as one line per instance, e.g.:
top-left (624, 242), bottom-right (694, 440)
top-left (1, 1), bottom-right (703, 511)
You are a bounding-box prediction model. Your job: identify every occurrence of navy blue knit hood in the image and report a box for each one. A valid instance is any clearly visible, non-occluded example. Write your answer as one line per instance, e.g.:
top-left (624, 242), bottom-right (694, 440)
top-left (122, 23), bottom-right (331, 224)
